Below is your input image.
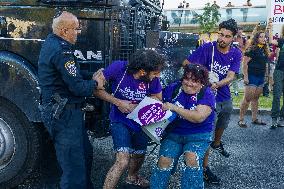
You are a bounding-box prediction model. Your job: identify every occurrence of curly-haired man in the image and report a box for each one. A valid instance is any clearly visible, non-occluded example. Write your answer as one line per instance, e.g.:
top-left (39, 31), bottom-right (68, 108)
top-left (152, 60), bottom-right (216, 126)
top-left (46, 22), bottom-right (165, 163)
top-left (94, 49), bottom-right (166, 188)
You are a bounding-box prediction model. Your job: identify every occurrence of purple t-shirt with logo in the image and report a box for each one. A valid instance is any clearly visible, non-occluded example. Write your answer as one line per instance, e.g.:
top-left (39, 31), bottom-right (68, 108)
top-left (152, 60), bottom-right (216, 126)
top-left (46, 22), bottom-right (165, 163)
top-left (103, 61), bottom-right (162, 131)
top-left (187, 41), bottom-right (241, 102)
top-left (163, 82), bottom-right (215, 135)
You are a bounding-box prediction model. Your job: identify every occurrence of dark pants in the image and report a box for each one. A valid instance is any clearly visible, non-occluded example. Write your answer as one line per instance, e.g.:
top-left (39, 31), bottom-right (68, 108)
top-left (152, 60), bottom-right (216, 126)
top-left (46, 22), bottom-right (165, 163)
top-left (41, 105), bottom-right (94, 189)
top-left (271, 69), bottom-right (284, 119)
top-left (215, 100), bottom-right (233, 129)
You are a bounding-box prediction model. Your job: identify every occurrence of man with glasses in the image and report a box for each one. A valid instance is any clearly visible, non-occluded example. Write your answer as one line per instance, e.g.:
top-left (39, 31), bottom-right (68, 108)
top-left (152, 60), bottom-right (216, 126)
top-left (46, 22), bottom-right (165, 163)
top-left (183, 19), bottom-right (241, 184)
top-left (38, 11), bottom-right (103, 189)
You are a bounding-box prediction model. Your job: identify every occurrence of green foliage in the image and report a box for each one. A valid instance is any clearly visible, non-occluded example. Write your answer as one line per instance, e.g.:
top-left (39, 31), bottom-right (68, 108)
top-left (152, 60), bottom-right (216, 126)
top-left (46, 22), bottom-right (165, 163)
top-left (197, 3), bottom-right (221, 33)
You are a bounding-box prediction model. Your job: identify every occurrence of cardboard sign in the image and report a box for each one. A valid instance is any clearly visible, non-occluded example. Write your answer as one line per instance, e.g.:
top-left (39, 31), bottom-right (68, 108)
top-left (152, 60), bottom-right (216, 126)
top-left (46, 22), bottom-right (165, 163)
top-left (127, 96), bottom-right (175, 143)
top-left (141, 113), bottom-right (177, 144)
top-left (127, 96), bottom-right (172, 126)
top-left (270, 0), bottom-right (284, 24)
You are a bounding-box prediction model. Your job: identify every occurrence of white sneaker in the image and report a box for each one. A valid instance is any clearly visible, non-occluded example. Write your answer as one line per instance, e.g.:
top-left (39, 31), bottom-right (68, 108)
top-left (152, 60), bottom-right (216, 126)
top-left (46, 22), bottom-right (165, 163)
top-left (278, 118), bottom-right (284, 127)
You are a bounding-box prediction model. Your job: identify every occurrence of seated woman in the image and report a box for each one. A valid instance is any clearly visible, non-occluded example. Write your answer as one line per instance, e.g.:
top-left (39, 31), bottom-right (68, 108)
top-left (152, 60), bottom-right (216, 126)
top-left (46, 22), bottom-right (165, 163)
top-left (150, 63), bottom-right (215, 189)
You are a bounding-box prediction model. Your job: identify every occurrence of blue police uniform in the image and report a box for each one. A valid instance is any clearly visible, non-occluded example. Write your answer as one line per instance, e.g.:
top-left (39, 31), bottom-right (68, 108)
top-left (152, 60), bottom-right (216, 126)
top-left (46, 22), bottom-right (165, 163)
top-left (38, 34), bottom-right (96, 189)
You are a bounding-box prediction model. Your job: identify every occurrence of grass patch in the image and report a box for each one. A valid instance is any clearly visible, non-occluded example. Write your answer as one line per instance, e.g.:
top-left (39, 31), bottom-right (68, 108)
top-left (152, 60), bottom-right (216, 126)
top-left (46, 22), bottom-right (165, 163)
top-left (232, 91), bottom-right (283, 109)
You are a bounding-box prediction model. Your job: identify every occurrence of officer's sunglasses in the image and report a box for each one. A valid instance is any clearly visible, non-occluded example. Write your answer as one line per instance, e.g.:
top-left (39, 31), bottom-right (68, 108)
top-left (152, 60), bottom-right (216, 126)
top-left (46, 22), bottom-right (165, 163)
top-left (61, 27), bottom-right (82, 33)
top-left (54, 11), bottom-right (63, 18)
top-left (63, 27), bottom-right (82, 32)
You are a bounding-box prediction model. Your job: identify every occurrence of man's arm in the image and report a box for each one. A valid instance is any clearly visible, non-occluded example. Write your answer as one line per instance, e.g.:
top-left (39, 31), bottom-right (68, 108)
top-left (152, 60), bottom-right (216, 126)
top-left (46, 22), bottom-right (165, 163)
top-left (211, 71), bottom-right (236, 90)
top-left (93, 72), bottom-right (133, 113)
top-left (276, 47), bottom-right (280, 62)
top-left (53, 52), bottom-right (97, 97)
top-left (150, 92), bottom-right (162, 101)
top-left (94, 89), bottom-right (122, 106)
top-left (183, 42), bottom-right (209, 68)
top-left (268, 19), bottom-right (278, 46)
top-left (182, 59), bottom-right (191, 67)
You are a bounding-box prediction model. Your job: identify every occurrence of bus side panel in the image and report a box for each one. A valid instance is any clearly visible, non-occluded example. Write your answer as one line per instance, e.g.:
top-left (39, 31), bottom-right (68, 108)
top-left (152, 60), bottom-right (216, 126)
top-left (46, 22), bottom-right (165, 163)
top-left (0, 51), bottom-right (41, 122)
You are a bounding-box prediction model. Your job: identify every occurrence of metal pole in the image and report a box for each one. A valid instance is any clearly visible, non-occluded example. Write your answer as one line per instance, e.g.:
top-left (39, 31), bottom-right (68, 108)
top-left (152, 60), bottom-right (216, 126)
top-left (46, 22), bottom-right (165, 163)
top-left (178, 10), bottom-right (183, 32)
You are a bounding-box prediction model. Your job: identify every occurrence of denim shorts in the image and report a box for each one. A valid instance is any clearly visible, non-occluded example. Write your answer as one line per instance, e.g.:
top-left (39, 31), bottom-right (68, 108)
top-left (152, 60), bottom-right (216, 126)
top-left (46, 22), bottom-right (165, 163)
top-left (110, 122), bottom-right (149, 154)
top-left (247, 74), bottom-right (265, 87)
top-left (159, 132), bottom-right (211, 159)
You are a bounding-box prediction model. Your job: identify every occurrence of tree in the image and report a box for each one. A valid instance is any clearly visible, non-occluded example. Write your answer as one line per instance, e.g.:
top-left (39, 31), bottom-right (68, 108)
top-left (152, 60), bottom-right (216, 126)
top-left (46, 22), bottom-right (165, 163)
top-left (197, 3), bottom-right (221, 33)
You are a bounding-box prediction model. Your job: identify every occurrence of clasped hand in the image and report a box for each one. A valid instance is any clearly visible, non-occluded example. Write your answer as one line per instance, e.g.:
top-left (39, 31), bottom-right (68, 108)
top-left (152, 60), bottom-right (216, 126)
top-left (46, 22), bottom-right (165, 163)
top-left (92, 68), bottom-right (105, 90)
top-left (117, 100), bottom-right (137, 114)
top-left (118, 101), bottom-right (176, 114)
top-left (162, 102), bottom-right (174, 111)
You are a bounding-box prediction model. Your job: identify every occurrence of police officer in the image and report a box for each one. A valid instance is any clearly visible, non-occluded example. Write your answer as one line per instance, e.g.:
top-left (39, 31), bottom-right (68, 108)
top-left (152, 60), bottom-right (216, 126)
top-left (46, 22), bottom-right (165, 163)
top-left (38, 11), bottom-right (103, 189)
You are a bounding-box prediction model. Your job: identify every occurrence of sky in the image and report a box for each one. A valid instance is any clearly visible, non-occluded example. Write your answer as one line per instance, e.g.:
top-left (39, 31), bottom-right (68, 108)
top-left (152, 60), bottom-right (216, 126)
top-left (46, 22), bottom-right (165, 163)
top-left (162, 0), bottom-right (266, 9)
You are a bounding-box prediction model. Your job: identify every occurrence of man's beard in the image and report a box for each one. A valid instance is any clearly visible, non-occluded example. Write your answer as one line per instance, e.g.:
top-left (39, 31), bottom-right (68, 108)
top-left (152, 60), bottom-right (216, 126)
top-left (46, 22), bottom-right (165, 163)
top-left (217, 39), bottom-right (229, 48)
top-left (139, 74), bottom-right (151, 82)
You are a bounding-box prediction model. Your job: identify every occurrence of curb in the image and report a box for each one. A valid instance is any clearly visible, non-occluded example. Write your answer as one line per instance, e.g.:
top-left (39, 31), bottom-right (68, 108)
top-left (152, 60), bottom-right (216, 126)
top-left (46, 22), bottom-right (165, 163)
top-left (233, 107), bottom-right (271, 115)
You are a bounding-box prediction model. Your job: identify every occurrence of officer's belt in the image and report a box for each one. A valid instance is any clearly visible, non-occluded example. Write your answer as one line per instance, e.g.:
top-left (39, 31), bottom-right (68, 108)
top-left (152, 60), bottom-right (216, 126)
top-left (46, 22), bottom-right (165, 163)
top-left (65, 103), bottom-right (82, 109)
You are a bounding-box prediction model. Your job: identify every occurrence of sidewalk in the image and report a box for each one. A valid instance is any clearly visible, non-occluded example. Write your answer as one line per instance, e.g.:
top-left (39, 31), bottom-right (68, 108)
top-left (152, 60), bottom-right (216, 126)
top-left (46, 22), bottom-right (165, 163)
top-left (233, 107), bottom-right (271, 115)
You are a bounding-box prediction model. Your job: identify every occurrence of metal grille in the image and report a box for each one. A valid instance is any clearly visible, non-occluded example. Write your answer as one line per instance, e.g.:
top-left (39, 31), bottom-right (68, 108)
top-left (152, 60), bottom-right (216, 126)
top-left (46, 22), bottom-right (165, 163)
top-left (109, 7), bottom-right (134, 61)
top-left (109, 4), bottom-right (162, 62)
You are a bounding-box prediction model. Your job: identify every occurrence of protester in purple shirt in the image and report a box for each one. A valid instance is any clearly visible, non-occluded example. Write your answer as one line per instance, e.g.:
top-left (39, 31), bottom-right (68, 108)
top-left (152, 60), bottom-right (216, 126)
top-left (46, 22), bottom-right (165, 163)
top-left (104, 60), bottom-right (162, 132)
top-left (186, 40), bottom-right (241, 103)
top-left (94, 49), bottom-right (165, 189)
top-left (150, 63), bottom-right (215, 189)
top-left (183, 19), bottom-right (241, 184)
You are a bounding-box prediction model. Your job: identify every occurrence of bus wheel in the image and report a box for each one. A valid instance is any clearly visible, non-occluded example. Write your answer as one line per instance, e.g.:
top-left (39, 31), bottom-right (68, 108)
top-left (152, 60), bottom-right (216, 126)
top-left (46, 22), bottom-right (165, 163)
top-left (0, 99), bottom-right (41, 188)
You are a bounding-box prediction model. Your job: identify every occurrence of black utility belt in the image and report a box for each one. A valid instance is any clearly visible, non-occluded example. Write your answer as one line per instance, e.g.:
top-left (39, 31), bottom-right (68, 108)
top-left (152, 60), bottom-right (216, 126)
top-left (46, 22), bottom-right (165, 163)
top-left (65, 103), bottom-right (83, 109)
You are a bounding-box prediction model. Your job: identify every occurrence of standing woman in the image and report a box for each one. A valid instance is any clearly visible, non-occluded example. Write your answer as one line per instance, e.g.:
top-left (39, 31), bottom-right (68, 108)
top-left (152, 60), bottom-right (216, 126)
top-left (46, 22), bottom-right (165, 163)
top-left (150, 64), bottom-right (215, 189)
top-left (238, 31), bottom-right (270, 127)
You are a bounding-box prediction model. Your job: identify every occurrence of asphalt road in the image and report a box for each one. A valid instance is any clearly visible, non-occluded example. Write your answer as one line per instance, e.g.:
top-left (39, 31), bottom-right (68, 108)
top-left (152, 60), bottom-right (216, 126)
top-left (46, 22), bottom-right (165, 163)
top-left (17, 113), bottom-right (284, 189)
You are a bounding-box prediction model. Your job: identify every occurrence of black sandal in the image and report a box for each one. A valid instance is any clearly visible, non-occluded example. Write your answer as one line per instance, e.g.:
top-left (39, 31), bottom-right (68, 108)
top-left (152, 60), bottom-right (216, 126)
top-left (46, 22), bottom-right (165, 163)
top-left (238, 120), bottom-right (248, 128)
top-left (251, 119), bottom-right (267, 125)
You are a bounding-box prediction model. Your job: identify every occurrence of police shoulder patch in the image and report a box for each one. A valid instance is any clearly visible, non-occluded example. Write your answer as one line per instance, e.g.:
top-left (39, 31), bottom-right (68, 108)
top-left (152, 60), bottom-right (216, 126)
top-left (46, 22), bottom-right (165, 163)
top-left (64, 61), bottom-right (77, 77)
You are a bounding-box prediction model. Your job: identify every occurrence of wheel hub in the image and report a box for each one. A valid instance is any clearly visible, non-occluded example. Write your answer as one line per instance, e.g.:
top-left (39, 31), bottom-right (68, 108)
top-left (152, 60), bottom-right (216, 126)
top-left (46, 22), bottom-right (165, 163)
top-left (0, 118), bottom-right (16, 170)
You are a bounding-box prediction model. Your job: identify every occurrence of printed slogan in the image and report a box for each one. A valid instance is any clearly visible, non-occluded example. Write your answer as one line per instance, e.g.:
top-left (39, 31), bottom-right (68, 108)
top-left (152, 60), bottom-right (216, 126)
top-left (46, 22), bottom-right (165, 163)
top-left (271, 0), bottom-right (284, 24)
